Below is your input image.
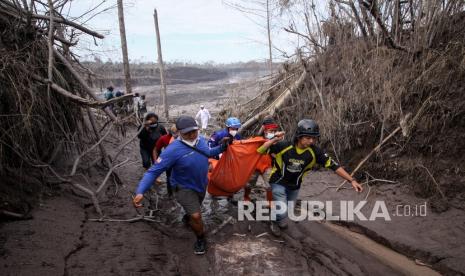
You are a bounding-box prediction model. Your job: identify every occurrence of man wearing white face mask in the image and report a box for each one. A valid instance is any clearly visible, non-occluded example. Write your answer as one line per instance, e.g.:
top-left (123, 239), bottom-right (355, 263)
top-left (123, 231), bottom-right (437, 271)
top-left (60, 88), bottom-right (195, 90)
top-left (244, 117), bottom-right (282, 203)
top-left (134, 116), bottom-right (228, 255)
top-left (208, 117), bottom-right (242, 159)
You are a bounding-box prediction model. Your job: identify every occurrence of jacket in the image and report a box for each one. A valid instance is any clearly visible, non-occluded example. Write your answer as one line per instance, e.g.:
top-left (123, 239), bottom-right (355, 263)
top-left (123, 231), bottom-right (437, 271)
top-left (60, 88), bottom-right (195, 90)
top-left (136, 136), bottom-right (225, 194)
top-left (208, 128), bottom-right (241, 148)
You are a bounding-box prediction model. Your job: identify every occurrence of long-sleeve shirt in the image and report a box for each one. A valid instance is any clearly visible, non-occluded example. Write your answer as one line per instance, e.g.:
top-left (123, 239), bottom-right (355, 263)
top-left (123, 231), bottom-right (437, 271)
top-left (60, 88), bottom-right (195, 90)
top-left (155, 133), bottom-right (174, 155)
top-left (136, 136), bottom-right (225, 194)
top-left (208, 128), bottom-right (241, 148)
top-left (137, 124), bottom-right (167, 152)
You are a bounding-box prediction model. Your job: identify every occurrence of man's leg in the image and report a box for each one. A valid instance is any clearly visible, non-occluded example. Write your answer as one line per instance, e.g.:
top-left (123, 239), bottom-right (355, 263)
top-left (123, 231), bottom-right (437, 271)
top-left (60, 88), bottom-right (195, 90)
top-left (244, 171), bottom-right (260, 201)
top-left (175, 188), bottom-right (207, 254)
top-left (261, 168), bottom-right (273, 206)
top-left (166, 168), bottom-right (173, 197)
top-left (278, 188), bottom-right (299, 229)
top-left (140, 148), bottom-right (151, 169)
top-left (270, 183), bottom-right (287, 236)
top-left (271, 183), bottom-right (288, 222)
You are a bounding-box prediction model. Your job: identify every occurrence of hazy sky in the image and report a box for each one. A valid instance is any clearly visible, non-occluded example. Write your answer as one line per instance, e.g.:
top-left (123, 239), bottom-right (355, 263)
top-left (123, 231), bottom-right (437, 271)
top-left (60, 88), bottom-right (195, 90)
top-left (67, 0), bottom-right (303, 63)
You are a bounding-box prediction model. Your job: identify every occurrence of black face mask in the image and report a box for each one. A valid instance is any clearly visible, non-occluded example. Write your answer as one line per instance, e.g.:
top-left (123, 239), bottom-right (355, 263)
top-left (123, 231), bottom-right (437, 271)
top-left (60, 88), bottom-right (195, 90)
top-left (149, 123), bottom-right (158, 128)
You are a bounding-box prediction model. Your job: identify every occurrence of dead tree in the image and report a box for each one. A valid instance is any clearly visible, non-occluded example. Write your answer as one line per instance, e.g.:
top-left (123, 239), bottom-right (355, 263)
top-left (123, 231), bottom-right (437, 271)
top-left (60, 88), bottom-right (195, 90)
top-left (117, 0), bottom-right (133, 95)
top-left (153, 8), bottom-right (168, 119)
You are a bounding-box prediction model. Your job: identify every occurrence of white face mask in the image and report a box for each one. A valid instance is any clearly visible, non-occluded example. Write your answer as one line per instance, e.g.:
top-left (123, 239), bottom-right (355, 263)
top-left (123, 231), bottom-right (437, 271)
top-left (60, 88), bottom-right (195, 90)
top-left (182, 138), bottom-right (198, 147)
top-left (265, 132), bottom-right (275, 140)
top-left (229, 130), bottom-right (238, 136)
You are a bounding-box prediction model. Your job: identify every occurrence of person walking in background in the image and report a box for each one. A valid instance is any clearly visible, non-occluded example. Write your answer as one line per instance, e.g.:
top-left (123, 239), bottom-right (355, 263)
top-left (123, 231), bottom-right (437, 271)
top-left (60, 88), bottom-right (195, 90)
top-left (133, 116), bottom-right (228, 255)
top-left (137, 113), bottom-right (167, 169)
top-left (137, 95), bottom-right (147, 120)
top-left (104, 86), bottom-right (114, 101)
top-left (133, 93), bottom-right (141, 117)
top-left (195, 105), bottom-right (211, 135)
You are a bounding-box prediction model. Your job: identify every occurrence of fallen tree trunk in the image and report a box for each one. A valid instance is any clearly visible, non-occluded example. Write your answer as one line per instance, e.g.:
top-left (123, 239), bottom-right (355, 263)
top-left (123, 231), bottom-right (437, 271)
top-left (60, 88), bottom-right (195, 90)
top-left (33, 75), bottom-right (133, 107)
top-left (240, 69), bottom-right (307, 132)
top-left (54, 49), bottom-right (118, 121)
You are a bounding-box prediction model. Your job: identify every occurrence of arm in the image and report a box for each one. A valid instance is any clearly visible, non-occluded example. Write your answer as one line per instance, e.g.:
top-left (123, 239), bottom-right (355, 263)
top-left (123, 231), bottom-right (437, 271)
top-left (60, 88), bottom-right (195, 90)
top-left (133, 150), bottom-right (177, 206)
top-left (208, 132), bottom-right (219, 148)
top-left (257, 132), bottom-right (285, 154)
top-left (314, 147), bottom-right (363, 193)
top-left (207, 143), bottom-right (227, 157)
top-left (335, 167), bottom-right (363, 192)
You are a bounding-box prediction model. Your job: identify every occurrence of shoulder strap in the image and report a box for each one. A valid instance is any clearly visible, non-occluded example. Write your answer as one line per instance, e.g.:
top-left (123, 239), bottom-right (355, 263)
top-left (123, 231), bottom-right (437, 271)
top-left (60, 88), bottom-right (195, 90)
top-left (180, 141), bottom-right (210, 158)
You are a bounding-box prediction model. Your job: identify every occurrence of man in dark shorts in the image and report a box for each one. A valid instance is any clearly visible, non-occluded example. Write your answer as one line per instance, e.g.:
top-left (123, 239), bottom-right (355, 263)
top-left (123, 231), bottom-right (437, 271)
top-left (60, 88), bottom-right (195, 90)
top-left (133, 116), bottom-right (227, 255)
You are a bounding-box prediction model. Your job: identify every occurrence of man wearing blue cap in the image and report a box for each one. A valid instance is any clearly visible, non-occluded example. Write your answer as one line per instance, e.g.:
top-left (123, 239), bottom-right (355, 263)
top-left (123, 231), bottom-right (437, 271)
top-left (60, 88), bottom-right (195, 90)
top-left (133, 115), bottom-right (227, 255)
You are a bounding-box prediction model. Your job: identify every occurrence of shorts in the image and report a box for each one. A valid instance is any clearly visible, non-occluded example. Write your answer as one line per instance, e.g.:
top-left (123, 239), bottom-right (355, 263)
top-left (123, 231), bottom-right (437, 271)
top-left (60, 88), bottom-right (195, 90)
top-left (175, 188), bottom-right (206, 215)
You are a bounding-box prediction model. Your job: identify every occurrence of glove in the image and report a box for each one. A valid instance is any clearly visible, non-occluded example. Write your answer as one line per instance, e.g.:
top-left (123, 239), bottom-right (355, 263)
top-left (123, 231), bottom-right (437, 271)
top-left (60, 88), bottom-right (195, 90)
top-left (133, 194), bottom-right (144, 208)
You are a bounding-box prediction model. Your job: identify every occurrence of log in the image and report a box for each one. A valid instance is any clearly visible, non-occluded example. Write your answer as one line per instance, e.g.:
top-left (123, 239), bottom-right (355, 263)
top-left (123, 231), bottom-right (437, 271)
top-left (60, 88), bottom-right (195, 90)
top-left (240, 69), bottom-right (307, 132)
top-left (0, 1), bottom-right (104, 38)
top-left (54, 49), bottom-right (118, 121)
top-left (33, 75), bottom-right (133, 108)
top-left (30, 13), bottom-right (104, 38)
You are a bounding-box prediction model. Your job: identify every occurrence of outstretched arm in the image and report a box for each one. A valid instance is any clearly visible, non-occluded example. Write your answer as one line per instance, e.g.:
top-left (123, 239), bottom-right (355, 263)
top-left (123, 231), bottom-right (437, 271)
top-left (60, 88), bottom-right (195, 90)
top-left (133, 151), bottom-right (176, 207)
top-left (335, 167), bottom-right (363, 192)
top-left (257, 131), bottom-right (285, 154)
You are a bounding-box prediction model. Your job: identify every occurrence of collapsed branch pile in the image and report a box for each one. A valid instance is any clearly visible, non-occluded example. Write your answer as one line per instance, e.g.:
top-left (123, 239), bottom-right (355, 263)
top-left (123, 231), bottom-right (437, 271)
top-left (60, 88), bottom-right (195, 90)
top-left (0, 0), bottom-right (133, 217)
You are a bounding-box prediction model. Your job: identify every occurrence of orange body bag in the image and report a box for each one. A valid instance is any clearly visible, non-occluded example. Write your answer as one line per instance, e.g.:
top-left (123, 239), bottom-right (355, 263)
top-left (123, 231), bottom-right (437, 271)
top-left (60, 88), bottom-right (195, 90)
top-left (207, 137), bottom-right (272, 196)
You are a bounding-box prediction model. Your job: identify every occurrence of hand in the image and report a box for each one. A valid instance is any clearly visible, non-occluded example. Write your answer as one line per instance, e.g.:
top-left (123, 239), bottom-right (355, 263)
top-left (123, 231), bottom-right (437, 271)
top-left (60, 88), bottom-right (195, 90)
top-left (133, 194), bottom-right (144, 208)
top-left (351, 180), bottom-right (363, 192)
top-left (275, 131), bottom-right (285, 137)
top-left (221, 137), bottom-right (231, 145)
top-left (271, 134), bottom-right (284, 144)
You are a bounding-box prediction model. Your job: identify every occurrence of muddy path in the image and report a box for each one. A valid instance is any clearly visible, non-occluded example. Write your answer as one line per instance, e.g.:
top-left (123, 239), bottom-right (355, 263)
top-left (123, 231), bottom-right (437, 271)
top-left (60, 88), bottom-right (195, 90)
top-left (0, 128), bottom-right (441, 276)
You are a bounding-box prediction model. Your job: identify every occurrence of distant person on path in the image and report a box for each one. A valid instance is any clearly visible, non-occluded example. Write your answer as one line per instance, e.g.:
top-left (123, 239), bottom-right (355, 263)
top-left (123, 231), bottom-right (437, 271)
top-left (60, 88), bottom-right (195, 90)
top-left (133, 93), bottom-right (141, 117)
top-left (104, 86), bottom-right (114, 100)
top-left (133, 116), bottom-right (228, 255)
top-left (137, 95), bottom-right (148, 120)
top-left (137, 113), bottom-right (167, 169)
top-left (195, 105), bottom-right (211, 134)
top-left (257, 119), bottom-right (363, 236)
top-left (115, 90), bottom-right (124, 97)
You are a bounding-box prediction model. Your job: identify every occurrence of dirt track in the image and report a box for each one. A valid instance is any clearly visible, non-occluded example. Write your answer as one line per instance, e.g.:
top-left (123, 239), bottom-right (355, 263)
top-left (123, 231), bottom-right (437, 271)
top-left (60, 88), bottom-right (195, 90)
top-left (0, 128), bottom-right (441, 276)
top-left (0, 77), bottom-right (450, 275)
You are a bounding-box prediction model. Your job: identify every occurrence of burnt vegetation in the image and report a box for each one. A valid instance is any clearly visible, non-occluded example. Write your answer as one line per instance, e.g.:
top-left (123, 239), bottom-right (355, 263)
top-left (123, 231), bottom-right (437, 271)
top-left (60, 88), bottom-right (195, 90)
top-left (225, 0), bottom-right (465, 210)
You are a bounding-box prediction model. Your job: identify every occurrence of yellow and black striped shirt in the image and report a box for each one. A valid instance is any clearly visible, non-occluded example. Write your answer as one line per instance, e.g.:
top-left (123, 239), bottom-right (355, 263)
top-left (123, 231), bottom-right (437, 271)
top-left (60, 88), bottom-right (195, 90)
top-left (258, 141), bottom-right (339, 189)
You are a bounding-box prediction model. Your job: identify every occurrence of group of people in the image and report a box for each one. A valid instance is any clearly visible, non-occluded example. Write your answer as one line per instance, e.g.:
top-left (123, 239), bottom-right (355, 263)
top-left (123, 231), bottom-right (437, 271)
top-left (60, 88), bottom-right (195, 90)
top-left (133, 110), bottom-right (363, 255)
top-left (103, 86), bottom-right (147, 119)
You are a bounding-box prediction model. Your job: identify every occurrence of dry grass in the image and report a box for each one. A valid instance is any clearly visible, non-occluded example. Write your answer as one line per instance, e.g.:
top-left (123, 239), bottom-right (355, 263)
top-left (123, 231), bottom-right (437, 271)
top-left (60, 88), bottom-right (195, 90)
top-left (230, 3), bottom-right (465, 201)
